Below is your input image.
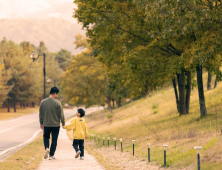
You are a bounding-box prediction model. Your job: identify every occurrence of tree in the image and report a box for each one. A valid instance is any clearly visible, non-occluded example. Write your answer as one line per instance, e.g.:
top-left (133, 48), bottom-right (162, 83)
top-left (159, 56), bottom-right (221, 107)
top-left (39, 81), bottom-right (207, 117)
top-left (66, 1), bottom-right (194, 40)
top-left (61, 35), bottom-right (107, 107)
top-left (55, 49), bottom-right (73, 71)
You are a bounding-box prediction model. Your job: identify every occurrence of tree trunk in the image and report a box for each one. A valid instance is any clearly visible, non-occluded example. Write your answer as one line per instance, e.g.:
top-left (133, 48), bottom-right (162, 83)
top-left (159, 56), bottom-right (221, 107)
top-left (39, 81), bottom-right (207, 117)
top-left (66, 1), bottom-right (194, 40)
top-left (178, 70), bottom-right (186, 115)
top-left (23, 103), bottom-right (26, 109)
top-left (196, 65), bottom-right (207, 117)
top-left (118, 97), bottom-right (122, 107)
top-left (172, 77), bottom-right (179, 112)
top-left (112, 99), bottom-right (115, 108)
top-left (107, 96), bottom-right (112, 113)
top-left (207, 72), bottom-right (212, 90)
top-left (20, 103), bottom-right (22, 108)
top-left (214, 75), bottom-right (218, 89)
top-left (186, 71), bottom-right (191, 114)
top-left (7, 99), bottom-right (10, 112)
top-left (14, 99), bottom-right (16, 112)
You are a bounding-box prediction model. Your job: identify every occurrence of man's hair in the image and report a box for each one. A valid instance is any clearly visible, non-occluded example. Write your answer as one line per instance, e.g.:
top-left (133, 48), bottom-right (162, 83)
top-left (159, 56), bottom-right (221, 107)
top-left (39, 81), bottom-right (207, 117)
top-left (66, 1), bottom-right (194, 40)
top-left (50, 87), bottom-right (60, 94)
top-left (78, 108), bottom-right (85, 117)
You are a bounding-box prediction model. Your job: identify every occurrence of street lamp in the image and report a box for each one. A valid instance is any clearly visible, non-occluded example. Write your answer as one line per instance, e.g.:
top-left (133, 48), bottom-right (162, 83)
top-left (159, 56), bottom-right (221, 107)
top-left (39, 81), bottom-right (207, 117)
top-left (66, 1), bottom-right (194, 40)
top-left (29, 51), bottom-right (46, 99)
top-left (47, 78), bottom-right (52, 83)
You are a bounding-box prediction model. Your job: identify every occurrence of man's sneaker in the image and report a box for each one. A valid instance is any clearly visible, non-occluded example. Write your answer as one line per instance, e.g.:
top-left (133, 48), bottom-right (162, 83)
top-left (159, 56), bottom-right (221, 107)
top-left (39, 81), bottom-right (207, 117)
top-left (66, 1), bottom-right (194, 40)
top-left (80, 157), bottom-right (84, 160)
top-left (44, 149), bottom-right (50, 159)
top-left (75, 151), bottom-right (81, 158)
top-left (49, 156), bottom-right (55, 160)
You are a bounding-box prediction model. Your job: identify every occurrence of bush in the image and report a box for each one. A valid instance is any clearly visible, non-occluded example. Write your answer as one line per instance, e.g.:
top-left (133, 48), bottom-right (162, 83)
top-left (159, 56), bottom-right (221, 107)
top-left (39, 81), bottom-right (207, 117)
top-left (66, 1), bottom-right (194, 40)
top-left (152, 104), bottom-right (159, 109)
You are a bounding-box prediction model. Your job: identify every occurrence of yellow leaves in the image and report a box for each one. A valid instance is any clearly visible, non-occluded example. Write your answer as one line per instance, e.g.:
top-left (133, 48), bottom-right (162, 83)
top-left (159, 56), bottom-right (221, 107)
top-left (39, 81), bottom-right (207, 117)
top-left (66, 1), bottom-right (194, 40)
top-left (80, 65), bottom-right (87, 71)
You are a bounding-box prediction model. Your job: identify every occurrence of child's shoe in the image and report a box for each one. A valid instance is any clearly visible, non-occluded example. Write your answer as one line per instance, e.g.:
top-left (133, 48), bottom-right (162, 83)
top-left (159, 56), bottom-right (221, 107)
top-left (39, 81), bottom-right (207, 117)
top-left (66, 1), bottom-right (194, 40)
top-left (80, 157), bottom-right (84, 160)
top-left (75, 151), bottom-right (81, 158)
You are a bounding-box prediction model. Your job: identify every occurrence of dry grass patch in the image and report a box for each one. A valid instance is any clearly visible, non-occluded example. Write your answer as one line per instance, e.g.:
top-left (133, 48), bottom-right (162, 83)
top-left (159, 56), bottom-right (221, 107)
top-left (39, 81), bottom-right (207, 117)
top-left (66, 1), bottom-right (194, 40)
top-left (85, 72), bottom-right (222, 169)
top-left (0, 135), bottom-right (44, 170)
top-left (0, 107), bottom-right (39, 120)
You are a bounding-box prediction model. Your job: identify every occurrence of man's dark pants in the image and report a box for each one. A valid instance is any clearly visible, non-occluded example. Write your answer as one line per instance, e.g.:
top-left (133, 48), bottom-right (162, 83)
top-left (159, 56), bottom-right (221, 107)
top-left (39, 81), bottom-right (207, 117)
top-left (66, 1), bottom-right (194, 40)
top-left (73, 139), bottom-right (84, 157)
top-left (43, 126), bottom-right (60, 156)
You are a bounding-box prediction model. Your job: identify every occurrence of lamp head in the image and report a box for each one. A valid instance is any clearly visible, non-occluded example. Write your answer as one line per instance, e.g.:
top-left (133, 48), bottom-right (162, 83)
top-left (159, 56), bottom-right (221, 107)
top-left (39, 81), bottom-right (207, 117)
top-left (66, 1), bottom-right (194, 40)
top-left (47, 78), bottom-right (52, 83)
top-left (29, 51), bottom-right (38, 61)
top-left (194, 146), bottom-right (202, 154)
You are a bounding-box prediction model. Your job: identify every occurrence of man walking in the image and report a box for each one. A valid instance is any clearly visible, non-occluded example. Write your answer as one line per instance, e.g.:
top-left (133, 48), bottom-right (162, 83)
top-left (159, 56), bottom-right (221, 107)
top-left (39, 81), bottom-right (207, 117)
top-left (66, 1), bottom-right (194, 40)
top-left (39, 87), bottom-right (65, 160)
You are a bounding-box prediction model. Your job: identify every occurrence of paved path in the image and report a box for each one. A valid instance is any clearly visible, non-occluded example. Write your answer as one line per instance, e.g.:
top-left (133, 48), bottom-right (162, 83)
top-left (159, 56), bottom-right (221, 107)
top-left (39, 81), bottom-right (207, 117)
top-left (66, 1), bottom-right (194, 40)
top-left (37, 117), bottom-right (104, 170)
top-left (0, 106), bottom-right (103, 162)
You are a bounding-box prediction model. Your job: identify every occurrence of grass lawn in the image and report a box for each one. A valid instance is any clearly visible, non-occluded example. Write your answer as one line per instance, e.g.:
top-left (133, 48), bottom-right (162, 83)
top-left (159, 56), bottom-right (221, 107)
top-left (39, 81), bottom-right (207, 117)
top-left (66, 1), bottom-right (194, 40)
top-left (0, 135), bottom-right (44, 170)
top-left (85, 72), bottom-right (222, 170)
top-left (0, 107), bottom-right (39, 121)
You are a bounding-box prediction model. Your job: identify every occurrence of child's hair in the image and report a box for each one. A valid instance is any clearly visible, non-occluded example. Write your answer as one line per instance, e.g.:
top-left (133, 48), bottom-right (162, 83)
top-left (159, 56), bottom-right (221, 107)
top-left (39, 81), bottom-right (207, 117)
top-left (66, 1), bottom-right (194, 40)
top-left (78, 108), bottom-right (85, 117)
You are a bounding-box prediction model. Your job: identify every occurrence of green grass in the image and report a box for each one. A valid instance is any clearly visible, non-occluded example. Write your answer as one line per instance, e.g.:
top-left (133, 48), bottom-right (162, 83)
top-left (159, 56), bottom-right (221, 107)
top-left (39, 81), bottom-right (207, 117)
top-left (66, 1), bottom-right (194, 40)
top-left (85, 72), bottom-right (222, 169)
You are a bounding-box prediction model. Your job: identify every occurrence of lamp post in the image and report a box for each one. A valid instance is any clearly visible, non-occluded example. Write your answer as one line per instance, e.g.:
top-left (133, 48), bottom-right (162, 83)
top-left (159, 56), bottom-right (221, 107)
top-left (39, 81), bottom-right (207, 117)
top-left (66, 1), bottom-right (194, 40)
top-left (107, 137), bottom-right (110, 147)
top-left (163, 145), bottom-right (168, 167)
top-left (147, 143), bottom-right (151, 162)
top-left (194, 146), bottom-right (202, 170)
top-left (103, 137), bottom-right (105, 145)
top-left (132, 140), bottom-right (135, 156)
top-left (29, 51), bottom-right (46, 99)
top-left (113, 138), bottom-right (116, 150)
top-left (119, 138), bottom-right (123, 152)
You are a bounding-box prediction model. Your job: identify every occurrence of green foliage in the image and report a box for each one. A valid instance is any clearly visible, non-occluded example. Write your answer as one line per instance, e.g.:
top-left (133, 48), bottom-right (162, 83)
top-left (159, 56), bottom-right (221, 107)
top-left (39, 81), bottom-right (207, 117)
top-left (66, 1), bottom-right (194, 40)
top-left (107, 114), bottom-right (113, 119)
top-left (61, 35), bottom-right (107, 107)
top-left (0, 38), bottom-right (64, 110)
top-left (152, 104), bottom-right (159, 109)
top-left (55, 49), bottom-right (73, 71)
top-left (73, 0), bottom-right (222, 116)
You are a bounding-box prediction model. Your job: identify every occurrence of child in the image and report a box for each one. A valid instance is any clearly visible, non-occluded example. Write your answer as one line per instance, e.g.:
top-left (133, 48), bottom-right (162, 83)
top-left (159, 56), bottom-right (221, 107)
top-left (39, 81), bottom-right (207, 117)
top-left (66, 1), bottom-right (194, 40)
top-left (64, 108), bottom-right (88, 160)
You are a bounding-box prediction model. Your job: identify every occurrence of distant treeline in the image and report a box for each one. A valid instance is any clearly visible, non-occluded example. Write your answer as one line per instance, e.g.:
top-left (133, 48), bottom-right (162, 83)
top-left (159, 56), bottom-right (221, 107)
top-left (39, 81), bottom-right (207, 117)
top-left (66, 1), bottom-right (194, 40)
top-left (0, 38), bottom-right (73, 112)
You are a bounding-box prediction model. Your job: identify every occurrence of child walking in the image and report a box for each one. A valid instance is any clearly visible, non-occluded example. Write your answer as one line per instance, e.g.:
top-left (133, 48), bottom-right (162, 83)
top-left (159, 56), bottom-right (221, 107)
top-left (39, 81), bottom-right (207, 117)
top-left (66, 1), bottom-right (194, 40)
top-left (63, 108), bottom-right (88, 160)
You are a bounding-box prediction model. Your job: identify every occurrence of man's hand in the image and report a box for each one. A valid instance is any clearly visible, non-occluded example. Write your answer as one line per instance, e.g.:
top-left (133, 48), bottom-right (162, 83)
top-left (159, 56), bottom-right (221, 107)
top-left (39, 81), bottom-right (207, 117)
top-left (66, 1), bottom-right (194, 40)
top-left (40, 125), bottom-right (44, 130)
top-left (85, 137), bottom-right (88, 139)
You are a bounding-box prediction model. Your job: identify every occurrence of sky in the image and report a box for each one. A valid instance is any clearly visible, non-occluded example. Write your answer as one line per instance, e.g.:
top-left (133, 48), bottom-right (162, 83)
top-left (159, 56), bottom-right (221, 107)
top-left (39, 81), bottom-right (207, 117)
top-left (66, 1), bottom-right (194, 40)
top-left (0, 0), bottom-right (77, 22)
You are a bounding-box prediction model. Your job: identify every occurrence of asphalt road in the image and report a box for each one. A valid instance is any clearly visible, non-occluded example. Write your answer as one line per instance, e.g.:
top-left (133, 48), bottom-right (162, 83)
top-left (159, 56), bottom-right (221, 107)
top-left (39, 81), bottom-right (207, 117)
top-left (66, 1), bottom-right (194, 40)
top-left (0, 107), bottom-right (102, 162)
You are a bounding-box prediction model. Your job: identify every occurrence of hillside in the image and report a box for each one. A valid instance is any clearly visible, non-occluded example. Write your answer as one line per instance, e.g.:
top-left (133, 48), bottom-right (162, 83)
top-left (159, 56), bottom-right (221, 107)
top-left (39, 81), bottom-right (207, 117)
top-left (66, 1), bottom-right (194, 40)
top-left (85, 73), bottom-right (222, 170)
top-left (0, 18), bottom-right (85, 54)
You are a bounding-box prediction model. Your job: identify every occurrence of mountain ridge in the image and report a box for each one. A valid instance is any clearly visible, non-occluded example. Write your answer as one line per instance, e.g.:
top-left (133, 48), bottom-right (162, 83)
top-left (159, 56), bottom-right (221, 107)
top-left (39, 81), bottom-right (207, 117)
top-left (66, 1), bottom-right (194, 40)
top-left (0, 18), bottom-right (85, 54)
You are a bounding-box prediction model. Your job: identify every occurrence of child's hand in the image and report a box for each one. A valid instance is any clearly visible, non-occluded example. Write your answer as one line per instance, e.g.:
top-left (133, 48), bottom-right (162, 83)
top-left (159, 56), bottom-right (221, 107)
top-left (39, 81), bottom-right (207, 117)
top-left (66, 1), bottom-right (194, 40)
top-left (85, 137), bottom-right (88, 139)
top-left (62, 126), bottom-right (65, 129)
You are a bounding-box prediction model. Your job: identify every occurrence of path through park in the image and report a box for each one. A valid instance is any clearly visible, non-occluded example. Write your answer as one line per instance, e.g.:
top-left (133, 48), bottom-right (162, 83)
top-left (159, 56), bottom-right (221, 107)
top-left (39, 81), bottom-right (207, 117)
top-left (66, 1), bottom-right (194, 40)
top-left (37, 115), bottom-right (104, 170)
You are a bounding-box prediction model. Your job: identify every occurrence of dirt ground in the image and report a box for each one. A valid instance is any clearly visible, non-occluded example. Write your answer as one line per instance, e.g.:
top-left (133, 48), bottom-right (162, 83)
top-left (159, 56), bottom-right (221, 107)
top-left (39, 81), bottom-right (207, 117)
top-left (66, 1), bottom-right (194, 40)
top-left (85, 141), bottom-right (162, 170)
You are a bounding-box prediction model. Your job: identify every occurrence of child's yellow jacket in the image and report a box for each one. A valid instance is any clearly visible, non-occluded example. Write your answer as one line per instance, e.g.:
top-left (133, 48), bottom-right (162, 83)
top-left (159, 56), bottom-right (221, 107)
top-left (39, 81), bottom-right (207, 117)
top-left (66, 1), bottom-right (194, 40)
top-left (64, 117), bottom-right (88, 139)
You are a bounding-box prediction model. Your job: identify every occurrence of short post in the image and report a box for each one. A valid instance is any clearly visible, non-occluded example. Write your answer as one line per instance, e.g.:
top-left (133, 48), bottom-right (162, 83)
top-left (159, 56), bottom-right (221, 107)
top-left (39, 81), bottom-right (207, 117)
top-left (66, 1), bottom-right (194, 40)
top-left (163, 145), bottom-right (168, 167)
top-left (194, 146), bottom-right (202, 170)
top-left (147, 143), bottom-right (151, 162)
top-left (113, 138), bottom-right (116, 150)
top-left (103, 137), bottom-right (105, 145)
top-left (98, 135), bottom-right (100, 141)
top-left (94, 134), bottom-right (96, 141)
top-left (119, 138), bottom-right (123, 152)
top-left (132, 140), bottom-right (135, 156)
top-left (107, 137), bottom-right (110, 147)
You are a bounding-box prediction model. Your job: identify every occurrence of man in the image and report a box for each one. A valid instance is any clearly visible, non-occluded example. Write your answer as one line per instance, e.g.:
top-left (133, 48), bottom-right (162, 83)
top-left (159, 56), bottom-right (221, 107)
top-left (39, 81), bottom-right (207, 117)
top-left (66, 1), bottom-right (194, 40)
top-left (39, 87), bottom-right (65, 160)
